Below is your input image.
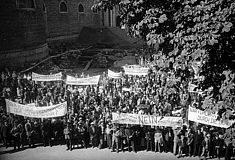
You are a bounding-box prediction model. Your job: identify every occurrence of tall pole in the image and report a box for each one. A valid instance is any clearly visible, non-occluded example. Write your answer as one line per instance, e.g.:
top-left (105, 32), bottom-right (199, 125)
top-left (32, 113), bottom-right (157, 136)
top-left (102, 9), bottom-right (104, 26)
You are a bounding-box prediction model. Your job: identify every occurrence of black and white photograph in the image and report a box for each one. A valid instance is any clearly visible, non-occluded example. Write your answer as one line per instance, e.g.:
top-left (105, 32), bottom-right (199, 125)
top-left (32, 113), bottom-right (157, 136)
top-left (0, 0), bottom-right (235, 160)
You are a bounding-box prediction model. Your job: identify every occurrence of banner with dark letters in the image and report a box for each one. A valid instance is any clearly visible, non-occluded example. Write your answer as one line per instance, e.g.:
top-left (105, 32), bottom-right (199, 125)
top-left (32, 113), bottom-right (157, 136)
top-left (6, 99), bottom-right (67, 118)
top-left (108, 69), bottom-right (122, 79)
top-left (112, 113), bottom-right (182, 127)
top-left (123, 65), bottom-right (149, 76)
top-left (66, 75), bottom-right (100, 85)
top-left (32, 72), bottom-right (63, 81)
top-left (188, 106), bottom-right (234, 128)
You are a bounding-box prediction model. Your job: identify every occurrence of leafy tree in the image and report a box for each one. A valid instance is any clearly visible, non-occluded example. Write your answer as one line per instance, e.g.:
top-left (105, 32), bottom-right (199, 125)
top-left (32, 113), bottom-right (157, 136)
top-left (93, 0), bottom-right (235, 121)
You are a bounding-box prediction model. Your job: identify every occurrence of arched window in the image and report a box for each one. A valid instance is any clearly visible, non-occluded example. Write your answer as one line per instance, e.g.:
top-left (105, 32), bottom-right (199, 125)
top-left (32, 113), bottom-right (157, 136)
top-left (59, 1), bottom-right (68, 13)
top-left (17, 0), bottom-right (36, 9)
top-left (78, 4), bottom-right (84, 13)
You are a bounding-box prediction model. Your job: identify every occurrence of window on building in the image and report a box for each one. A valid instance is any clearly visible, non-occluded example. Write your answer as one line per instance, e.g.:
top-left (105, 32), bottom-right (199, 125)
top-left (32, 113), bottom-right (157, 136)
top-left (59, 1), bottom-right (68, 13)
top-left (78, 4), bottom-right (84, 13)
top-left (17, 0), bottom-right (36, 9)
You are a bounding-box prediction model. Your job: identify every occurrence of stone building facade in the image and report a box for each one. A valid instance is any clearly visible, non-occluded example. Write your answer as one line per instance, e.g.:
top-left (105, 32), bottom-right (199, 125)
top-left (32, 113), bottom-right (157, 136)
top-left (0, 0), bottom-right (48, 67)
top-left (45, 0), bottom-right (101, 41)
top-left (0, 0), bottom-right (120, 67)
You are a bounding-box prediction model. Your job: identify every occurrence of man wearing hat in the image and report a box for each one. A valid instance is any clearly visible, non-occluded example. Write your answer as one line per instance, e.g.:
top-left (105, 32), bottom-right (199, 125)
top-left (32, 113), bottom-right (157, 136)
top-left (78, 121), bottom-right (86, 148)
top-left (64, 122), bottom-right (72, 151)
top-left (84, 119), bottom-right (90, 147)
top-left (105, 123), bottom-right (112, 149)
top-left (97, 119), bottom-right (105, 149)
top-left (111, 124), bottom-right (121, 153)
top-left (89, 122), bottom-right (98, 148)
top-left (25, 119), bottom-right (33, 148)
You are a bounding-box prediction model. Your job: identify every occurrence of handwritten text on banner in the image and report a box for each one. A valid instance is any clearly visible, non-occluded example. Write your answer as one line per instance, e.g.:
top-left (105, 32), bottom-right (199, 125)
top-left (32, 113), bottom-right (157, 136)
top-left (108, 69), bottom-right (122, 79)
top-left (188, 106), bottom-right (234, 128)
top-left (112, 113), bottom-right (182, 127)
top-left (32, 72), bottom-right (63, 81)
top-left (123, 65), bottom-right (149, 76)
top-left (66, 75), bottom-right (100, 85)
top-left (6, 99), bottom-right (67, 118)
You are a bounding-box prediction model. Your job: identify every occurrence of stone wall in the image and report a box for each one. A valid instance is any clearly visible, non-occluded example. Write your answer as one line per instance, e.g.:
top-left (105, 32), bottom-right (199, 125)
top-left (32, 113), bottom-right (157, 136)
top-left (0, 43), bottom-right (48, 67)
top-left (0, 0), bottom-right (48, 67)
top-left (0, 0), bottom-right (47, 51)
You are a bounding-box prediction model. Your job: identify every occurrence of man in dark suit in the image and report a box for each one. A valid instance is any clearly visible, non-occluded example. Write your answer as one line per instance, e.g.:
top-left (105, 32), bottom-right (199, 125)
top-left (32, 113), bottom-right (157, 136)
top-left (130, 126), bottom-right (137, 153)
top-left (1, 121), bottom-right (11, 148)
top-left (145, 128), bottom-right (154, 151)
top-left (41, 120), bottom-right (53, 147)
top-left (193, 128), bottom-right (203, 157)
top-left (124, 125), bottom-right (131, 152)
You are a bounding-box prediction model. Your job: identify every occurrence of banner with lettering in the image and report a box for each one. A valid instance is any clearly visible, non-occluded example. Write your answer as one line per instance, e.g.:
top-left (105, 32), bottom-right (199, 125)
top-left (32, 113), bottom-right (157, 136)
top-left (112, 113), bottom-right (182, 127)
top-left (108, 69), bottom-right (122, 79)
top-left (188, 106), bottom-right (234, 128)
top-left (6, 99), bottom-right (67, 118)
top-left (66, 75), bottom-right (100, 85)
top-left (32, 72), bottom-right (63, 81)
top-left (123, 65), bottom-right (149, 76)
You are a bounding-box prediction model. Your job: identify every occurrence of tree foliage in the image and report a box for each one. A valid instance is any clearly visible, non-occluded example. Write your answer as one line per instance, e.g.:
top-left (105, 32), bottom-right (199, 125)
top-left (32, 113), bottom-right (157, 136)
top-left (93, 0), bottom-right (235, 120)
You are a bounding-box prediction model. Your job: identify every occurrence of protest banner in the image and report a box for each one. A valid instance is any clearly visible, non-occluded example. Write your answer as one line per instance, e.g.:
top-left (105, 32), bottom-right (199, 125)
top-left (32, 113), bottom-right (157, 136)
top-left (123, 65), bottom-right (149, 76)
top-left (6, 99), bottom-right (67, 118)
top-left (112, 113), bottom-right (182, 127)
top-left (108, 69), bottom-right (122, 79)
top-left (188, 83), bottom-right (198, 92)
top-left (188, 106), bottom-right (234, 128)
top-left (122, 87), bottom-right (131, 92)
top-left (172, 108), bottom-right (183, 115)
top-left (66, 75), bottom-right (100, 85)
top-left (32, 72), bottom-right (63, 81)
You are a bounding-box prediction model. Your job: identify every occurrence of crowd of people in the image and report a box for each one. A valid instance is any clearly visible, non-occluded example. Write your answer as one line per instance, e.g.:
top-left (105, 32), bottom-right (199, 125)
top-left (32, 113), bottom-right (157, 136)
top-left (0, 67), bottom-right (234, 160)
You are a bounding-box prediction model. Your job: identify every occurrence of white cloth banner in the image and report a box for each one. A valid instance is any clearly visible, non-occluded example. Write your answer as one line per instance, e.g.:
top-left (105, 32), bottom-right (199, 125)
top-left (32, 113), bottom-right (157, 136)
top-left (6, 99), bottom-right (67, 118)
top-left (108, 69), bottom-right (122, 79)
top-left (66, 75), bottom-right (100, 85)
top-left (188, 83), bottom-right (198, 92)
top-left (123, 65), bottom-right (149, 76)
top-left (32, 72), bottom-right (63, 81)
top-left (172, 108), bottom-right (183, 115)
top-left (188, 106), bottom-right (234, 128)
top-left (112, 113), bottom-right (182, 127)
top-left (122, 87), bottom-right (131, 92)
